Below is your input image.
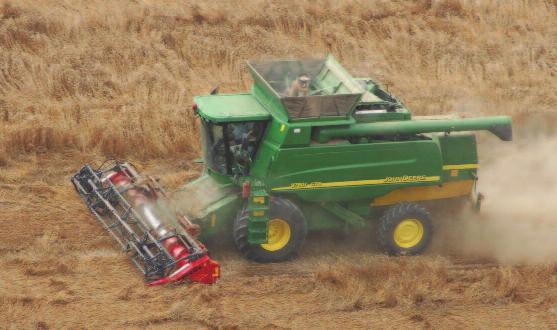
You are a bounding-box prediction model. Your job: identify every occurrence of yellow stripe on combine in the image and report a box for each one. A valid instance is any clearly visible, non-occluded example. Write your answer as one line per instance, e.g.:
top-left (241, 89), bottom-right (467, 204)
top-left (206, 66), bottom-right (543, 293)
top-left (272, 175), bottom-right (441, 191)
top-left (442, 163), bottom-right (479, 170)
top-left (372, 180), bottom-right (475, 206)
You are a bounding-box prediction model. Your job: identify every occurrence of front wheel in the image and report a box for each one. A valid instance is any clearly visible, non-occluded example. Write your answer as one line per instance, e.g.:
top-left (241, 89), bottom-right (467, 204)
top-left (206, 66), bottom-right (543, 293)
top-left (233, 197), bottom-right (307, 263)
top-left (378, 202), bottom-right (432, 256)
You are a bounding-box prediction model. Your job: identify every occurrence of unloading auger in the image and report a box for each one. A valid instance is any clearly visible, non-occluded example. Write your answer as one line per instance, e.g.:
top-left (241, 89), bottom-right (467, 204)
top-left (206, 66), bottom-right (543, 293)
top-left (71, 161), bottom-right (219, 285)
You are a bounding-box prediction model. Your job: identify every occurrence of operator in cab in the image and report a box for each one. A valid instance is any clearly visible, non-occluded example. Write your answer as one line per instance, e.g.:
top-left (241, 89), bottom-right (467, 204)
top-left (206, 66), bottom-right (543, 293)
top-left (288, 74), bottom-right (311, 97)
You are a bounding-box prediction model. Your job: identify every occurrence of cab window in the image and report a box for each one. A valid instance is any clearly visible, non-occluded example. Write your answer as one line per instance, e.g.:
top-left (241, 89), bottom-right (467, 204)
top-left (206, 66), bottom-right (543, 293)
top-left (201, 120), bottom-right (267, 176)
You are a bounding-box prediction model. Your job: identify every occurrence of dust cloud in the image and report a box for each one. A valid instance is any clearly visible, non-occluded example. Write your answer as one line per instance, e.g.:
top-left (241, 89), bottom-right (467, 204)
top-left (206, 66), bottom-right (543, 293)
top-left (440, 132), bottom-right (557, 264)
top-left (171, 175), bottom-right (232, 220)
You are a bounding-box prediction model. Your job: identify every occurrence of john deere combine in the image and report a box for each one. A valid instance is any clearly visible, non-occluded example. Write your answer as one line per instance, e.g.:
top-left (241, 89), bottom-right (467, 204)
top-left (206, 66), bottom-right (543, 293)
top-left (175, 55), bottom-right (511, 262)
top-left (73, 55), bottom-right (512, 282)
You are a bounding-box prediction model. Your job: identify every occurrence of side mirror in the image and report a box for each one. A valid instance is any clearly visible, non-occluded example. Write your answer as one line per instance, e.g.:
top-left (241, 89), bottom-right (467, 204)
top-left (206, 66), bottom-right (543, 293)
top-left (210, 86), bottom-right (219, 95)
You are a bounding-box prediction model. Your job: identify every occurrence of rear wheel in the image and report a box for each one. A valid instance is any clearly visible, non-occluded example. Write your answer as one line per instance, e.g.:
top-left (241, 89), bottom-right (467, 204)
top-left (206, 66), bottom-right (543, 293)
top-left (378, 202), bottom-right (432, 256)
top-left (233, 197), bottom-right (307, 262)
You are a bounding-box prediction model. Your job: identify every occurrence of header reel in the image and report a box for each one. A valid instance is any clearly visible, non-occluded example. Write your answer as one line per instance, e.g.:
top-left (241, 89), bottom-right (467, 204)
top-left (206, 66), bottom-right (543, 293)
top-left (71, 161), bottom-right (219, 285)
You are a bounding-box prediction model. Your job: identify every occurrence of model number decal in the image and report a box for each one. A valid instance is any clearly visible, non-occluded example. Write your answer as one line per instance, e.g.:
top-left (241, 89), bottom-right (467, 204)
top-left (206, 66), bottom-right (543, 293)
top-left (289, 182), bottom-right (325, 189)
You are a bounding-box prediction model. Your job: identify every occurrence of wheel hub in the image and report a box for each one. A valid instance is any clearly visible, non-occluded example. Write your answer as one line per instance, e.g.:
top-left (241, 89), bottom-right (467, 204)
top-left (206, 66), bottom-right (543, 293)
top-left (260, 218), bottom-right (291, 251)
top-left (393, 218), bottom-right (424, 248)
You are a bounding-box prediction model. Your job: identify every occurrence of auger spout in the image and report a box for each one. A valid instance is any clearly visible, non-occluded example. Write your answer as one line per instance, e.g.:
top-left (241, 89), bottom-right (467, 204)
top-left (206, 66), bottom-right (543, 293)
top-left (315, 116), bottom-right (513, 143)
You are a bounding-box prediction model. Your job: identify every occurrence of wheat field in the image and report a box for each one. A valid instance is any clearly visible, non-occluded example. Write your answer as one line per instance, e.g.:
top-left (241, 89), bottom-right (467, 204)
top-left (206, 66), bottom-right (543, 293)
top-left (1, 0), bottom-right (556, 162)
top-left (1, 0), bottom-right (557, 328)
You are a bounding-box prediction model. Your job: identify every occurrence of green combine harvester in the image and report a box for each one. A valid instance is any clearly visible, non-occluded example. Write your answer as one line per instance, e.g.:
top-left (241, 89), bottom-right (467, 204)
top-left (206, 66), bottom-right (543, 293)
top-left (171, 55), bottom-right (512, 262)
top-left (72, 56), bottom-right (512, 276)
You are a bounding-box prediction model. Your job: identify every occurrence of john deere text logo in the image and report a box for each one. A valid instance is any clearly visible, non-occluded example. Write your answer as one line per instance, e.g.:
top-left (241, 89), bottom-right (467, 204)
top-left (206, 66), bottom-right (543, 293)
top-left (384, 175), bottom-right (428, 184)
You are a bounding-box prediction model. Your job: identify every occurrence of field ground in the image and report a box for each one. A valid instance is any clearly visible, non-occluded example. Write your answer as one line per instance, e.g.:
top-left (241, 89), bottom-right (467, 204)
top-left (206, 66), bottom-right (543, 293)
top-left (2, 136), bottom-right (557, 329)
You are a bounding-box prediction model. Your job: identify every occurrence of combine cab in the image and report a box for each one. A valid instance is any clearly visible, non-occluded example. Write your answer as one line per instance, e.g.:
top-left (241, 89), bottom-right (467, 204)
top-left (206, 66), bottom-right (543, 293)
top-left (73, 55), bottom-right (512, 280)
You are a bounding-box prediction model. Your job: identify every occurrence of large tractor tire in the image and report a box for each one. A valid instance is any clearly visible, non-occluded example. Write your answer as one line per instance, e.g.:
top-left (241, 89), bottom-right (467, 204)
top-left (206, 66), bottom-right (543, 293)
top-left (233, 197), bottom-right (307, 263)
top-left (378, 202), bottom-right (432, 256)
